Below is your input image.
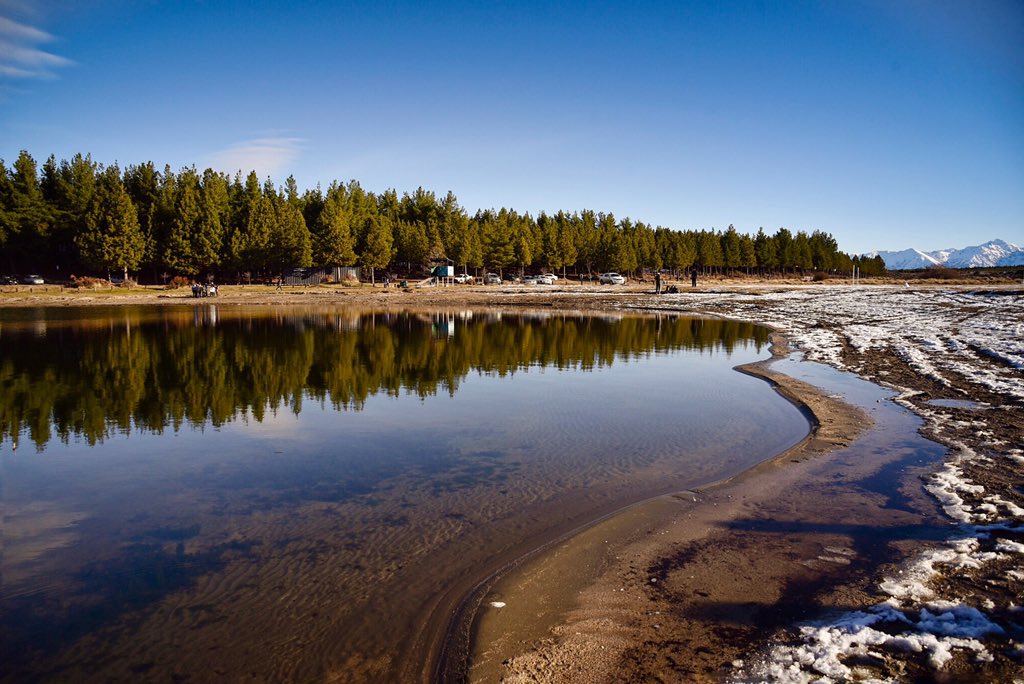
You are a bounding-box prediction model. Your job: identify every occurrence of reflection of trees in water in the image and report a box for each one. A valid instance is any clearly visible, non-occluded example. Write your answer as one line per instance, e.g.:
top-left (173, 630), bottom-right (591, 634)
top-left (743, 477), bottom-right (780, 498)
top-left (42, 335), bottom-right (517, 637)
top-left (0, 309), bottom-right (769, 449)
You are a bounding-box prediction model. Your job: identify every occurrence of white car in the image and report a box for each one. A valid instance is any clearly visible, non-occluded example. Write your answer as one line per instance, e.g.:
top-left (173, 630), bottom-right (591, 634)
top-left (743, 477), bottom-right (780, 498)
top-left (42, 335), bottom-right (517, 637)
top-left (452, 273), bottom-right (472, 284)
top-left (484, 273), bottom-right (501, 284)
top-left (599, 272), bottom-right (626, 285)
top-left (525, 275), bottom-right (553, 285)
top-left (540, 273), bottom-right (559, 282)
top-left (22, 275), bottom-right (44, 285)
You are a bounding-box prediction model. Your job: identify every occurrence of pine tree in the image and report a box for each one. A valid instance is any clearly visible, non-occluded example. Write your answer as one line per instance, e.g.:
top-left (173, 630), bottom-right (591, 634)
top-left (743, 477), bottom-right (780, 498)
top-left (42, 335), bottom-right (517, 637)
top-left (634, 222), bottom-right (659, 271)
top-left (481, 209), bottom-right (516, 274)
top-left (537, 211), bottom-right (559, 271)
top-left (721, 225), bottom-right (741, 270)
top-left (809, 230), bottom-right (838, 271)
top-left (555, 210), bottom-right (578, 276)
top-left (270, 188), bottom-right (312, 270)
top-left (49, 153), bottom-right (98, 273)
top-left (312, 183), bottom-right (356, 266)
top-left (576, 210), bottom-right (598, 275)
top-left (153, 165), bottom-right (178, 273)
top-left (301, 185), bottom-right (325, 238)
top-left (164, 167), bottom-right (200, 275)
top-left (395, 220), bottom-right (431, 269)
top-left (228, 172), bottom-right (272, 272)
top-left (75, 165), bottom-right (144, 281)
top-left (793, 231), bottom-right (813, 272)
top-left (346, 180), bottom-right (376, 251)
top-left (512, 212), bottom-right (536, 272)
top-left (123, 162), bottom-right (160, 274)
top-left (360, 214), bottom-right (395, 284)
top-left (754, 227), bottom-right (777, 272)
top-left (739, 234), bottom-right (757, 272)
top-left (446, 210), bottom-right (473, 271)
top-left (594, 212), bottom-right (618, 272)
top-left (697, 230), bottom-right (723, 271)
top-left (438, 190), bottom-right (464, 260)
top-left (774, 228), bottom-right (794, 272)
top-left (0, 159), bottom-right (13, 251)
top-left (196, 169), bottom-right (228, 272)
top-left (6, 151), bottom-right (52, 271)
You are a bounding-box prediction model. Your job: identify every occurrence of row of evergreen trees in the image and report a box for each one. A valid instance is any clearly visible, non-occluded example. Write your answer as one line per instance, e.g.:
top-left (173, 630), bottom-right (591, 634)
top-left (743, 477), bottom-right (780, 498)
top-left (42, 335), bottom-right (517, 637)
top-left (0, 151), bottom-right (884, 282)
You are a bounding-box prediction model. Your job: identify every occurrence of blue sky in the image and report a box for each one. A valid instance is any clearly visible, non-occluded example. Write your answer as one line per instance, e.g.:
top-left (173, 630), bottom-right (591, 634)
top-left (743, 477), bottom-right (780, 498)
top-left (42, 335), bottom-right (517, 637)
top-left (1, 0), bottom-right (1021, 255)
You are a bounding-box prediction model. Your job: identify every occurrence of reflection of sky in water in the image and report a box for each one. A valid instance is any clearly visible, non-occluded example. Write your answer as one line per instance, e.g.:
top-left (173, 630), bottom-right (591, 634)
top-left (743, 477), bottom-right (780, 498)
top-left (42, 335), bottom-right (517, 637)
top-left (0, 309), bottom-right (809, 681)
top-left (4, 345), bottom-right (797, 568)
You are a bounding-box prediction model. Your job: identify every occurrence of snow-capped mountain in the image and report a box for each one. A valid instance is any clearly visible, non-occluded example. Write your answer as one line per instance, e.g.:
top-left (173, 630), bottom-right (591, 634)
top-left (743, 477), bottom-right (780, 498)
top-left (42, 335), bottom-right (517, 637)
top-left (866, 239), bottom-right (1024, 270)
top-left (865, 248), bottom-right (942, 270)
top-left (938, 239), bottom-right (1024, 268)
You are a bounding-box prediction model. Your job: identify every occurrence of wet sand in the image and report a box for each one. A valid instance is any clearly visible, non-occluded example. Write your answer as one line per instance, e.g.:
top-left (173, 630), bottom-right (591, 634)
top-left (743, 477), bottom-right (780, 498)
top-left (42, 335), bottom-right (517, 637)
top-left (464, 342), bottom-right (948, 682)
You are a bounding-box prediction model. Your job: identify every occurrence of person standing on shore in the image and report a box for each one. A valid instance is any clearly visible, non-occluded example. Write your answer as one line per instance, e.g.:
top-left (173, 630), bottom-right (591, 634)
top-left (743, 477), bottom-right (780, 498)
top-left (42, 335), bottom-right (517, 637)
top-left (655, 271), bottom-right (662, 294)
top-left (691, 268), bottom-right (698, 287)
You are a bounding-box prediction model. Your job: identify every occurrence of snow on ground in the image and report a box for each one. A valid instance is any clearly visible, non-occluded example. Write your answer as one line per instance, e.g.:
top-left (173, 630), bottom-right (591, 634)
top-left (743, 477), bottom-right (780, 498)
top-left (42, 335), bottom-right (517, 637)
top-left (629, 285), bottom-right (1024, 682)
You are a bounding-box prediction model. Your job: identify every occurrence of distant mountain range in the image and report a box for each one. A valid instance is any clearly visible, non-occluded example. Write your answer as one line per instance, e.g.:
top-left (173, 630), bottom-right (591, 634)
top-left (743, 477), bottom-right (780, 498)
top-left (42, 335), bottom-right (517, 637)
top-left (865, 239), bottom-right (1024, 271)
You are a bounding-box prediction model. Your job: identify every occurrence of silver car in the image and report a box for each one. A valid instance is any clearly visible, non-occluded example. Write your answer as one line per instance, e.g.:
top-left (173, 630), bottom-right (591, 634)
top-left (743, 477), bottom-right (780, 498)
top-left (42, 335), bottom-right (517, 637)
top-left (598, 272), bottom-right (625, 285)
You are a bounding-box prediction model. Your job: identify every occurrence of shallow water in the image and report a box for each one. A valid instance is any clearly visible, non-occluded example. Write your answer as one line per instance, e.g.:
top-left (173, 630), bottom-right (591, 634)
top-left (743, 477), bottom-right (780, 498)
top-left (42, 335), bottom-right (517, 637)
top-left (0, 306), bottom-right (809, 682)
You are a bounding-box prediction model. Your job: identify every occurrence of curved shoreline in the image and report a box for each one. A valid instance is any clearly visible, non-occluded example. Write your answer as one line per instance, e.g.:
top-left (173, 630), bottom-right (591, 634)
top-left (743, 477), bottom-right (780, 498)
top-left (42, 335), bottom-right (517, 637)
top-left (415, 334), bottom-right (817, 684)
top-left (462, 335), bottom-right (938, 683)
top-left (436, 333), bottom-right (863, 682)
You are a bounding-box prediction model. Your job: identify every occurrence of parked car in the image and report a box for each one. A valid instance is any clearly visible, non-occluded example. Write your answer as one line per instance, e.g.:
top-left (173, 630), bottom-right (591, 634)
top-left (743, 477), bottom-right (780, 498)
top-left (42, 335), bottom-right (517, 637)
top-left (452, 273), bottom-right (472, 284)
top-left (1, 275), bottom-right (18, 285)
top-left (484, 273), bottom-right (501, 284)
top-left (599, 272), bottom-right (626, 285)
top-left (524, 275), bottom-right (552, 285)
top-left (540, 273), bottom-right (559, 281)
top-left (22, 275), bottom-right (44, 285)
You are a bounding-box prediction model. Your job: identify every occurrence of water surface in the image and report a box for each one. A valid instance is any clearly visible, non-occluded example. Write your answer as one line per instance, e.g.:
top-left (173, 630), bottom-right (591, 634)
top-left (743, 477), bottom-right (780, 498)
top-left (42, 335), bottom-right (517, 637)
top-left (0, 306), bottom-right (809, 682)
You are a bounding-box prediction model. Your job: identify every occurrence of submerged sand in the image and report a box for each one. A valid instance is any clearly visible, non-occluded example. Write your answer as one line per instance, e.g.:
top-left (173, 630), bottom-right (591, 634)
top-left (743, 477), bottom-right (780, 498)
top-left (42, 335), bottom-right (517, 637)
top-left (466, 343), bottom-right (939, 682)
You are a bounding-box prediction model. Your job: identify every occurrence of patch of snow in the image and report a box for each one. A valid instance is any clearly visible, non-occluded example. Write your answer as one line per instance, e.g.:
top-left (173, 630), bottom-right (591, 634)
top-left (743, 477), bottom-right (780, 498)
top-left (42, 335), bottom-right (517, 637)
top-left (734, 601), bottom-right (998, 682)
top-left (997, 539), bottom-right (1024, 554)
top-left (643, 286), bottom-right (1024, 683)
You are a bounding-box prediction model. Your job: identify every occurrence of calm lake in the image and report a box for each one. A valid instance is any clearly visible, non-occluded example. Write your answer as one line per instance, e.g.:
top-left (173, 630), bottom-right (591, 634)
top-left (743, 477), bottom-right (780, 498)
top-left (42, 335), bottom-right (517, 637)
top-left (0, 306), bottom-right (809, 683)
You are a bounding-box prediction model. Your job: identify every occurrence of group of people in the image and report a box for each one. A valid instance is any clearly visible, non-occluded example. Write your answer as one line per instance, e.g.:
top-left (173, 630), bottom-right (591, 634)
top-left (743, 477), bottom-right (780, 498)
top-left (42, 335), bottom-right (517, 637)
top-left (191, 281), bottom-right (217, 298)
top-left (653, 269), bottom-right (698, 294)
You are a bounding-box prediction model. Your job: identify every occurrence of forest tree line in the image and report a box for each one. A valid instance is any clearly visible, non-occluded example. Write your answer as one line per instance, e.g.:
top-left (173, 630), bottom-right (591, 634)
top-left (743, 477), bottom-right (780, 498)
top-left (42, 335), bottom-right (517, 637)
top-left (0, 151), bottom-right (885, 282)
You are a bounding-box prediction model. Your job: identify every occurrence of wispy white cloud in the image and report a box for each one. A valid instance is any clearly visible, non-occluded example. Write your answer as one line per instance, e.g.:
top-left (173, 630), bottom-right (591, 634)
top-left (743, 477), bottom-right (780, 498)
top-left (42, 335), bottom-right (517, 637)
top-left (0, 13), bottom-right (73, 80)
top-left (206, 136), bottom-right (305, 179)
top-left (0, 62), bottom-right (40, 78)
top-left (0, 39), bottom-right (71, 67)
top-left (0, 15), bottom-right (52, 42)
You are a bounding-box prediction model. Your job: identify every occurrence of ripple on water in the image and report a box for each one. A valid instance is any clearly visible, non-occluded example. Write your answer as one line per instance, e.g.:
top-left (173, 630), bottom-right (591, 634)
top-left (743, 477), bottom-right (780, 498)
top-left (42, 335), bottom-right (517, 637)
top-left (0, 308), bottom-right (808, 682)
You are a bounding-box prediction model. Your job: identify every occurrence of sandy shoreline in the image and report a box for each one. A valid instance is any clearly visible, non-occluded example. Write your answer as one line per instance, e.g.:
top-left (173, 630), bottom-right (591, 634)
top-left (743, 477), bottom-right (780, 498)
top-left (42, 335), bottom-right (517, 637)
top-left (464, 340), bottom-right (949, 682)
top-left (3, 282), bottom-right (1021, 682)
top-left (459, 340), bottom-right (877, 681)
